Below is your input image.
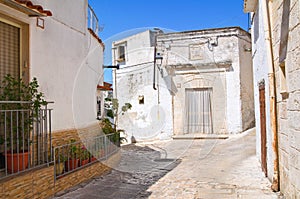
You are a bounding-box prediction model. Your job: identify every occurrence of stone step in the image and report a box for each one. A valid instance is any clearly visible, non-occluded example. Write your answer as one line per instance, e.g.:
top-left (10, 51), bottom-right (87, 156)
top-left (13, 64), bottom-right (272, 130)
top-left (172, 134), bottom-right (229, 140)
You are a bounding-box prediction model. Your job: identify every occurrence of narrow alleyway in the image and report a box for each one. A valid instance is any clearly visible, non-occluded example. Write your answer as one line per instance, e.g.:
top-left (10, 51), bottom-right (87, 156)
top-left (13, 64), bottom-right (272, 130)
top-left (55, 128), bottom-right (280, 199)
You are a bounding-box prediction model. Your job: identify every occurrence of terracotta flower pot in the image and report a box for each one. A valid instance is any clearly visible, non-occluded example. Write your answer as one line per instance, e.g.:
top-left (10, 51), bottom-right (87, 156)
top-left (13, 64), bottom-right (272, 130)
top-left (6, 151), bottom-right (29, 173)
top-left (80, 159), bottom-right (89, 166)
top-left (90, 156), bottom-right (97, 162)
top-left (65, 159), bottom-right (79, 171)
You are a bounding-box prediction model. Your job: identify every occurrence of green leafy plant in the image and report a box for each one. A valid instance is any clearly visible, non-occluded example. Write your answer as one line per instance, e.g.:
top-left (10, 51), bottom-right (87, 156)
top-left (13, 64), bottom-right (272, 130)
top-left (54, 149), bottom-right (67, 163)
top-left (102, 99), bottom-right (132, 146)
top-left (121, 103), bottom-right (132, 114)
top-left (0, 74), bottom-right (47, 152)
top-left (78, 145), bottom-right (91, 160)
top-left (106, 109), bottom-right (114, 119)
top-left (68, 139), bottom-right (79, 159)
top-left (101, 118), bottom-right (115, 135)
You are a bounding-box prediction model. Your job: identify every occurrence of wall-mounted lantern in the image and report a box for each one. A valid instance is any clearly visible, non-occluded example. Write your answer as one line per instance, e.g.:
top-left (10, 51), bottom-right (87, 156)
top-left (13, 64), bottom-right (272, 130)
top-left (155, 52), bottom-right (163, 66)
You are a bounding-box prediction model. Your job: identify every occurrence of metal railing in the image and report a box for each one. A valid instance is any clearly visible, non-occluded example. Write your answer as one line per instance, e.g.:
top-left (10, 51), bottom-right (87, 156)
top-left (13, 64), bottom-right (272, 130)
top-left (54, 133), bottom-right (119, 180)
top-left (88, 4), bottom-right (101, 35)
top-left (0, 101), bottom-right (53, 179)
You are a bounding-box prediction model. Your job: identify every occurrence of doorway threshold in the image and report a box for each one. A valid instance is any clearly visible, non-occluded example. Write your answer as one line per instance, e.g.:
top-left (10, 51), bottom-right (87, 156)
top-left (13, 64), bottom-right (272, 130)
top-left (172, 134), bottom-right (229, 140)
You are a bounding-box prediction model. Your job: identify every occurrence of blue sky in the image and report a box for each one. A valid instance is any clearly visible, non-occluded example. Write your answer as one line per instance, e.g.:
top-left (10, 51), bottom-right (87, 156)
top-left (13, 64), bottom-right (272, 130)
top-left (88, 0), bottom-right (249, 83)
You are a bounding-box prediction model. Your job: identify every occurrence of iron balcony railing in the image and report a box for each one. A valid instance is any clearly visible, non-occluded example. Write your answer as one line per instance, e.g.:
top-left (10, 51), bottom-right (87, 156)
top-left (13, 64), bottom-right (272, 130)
top-left (0, 101), bottom-right (53, 179)
top-left (54, 133), bottom-right (119, 180)
top-left (88, 4), bottom-right (101, 36)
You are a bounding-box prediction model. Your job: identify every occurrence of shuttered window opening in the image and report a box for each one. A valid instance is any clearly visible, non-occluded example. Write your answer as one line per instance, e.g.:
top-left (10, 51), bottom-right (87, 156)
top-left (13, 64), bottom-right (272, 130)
top-left (0, 20), bottom-right (20, 85)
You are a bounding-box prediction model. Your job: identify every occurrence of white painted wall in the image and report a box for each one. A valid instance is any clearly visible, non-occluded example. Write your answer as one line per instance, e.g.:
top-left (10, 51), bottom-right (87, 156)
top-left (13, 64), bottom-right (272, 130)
top-left (250, 2), bottom-right (274, 179)
top-left (157, 27), bottom-right (253, 135)
top-left (0, 0), bottom-right (104, 132)
top-left (238, 37), bottom-right (255, 131)
top-left (113, 30), bottom-right (173, 141)
top-left (114, 28), bottom-right (254, 141)
top-left (112, 30), bottom-right (154, 67)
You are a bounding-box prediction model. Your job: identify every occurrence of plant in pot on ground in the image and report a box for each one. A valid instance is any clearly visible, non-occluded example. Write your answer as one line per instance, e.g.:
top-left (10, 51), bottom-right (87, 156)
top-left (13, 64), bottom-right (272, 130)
top-left (65, 139), bottom-right (79, 171)
top-left (55, 150), bottom-right (67, 175)
top-left (78, 145), bottom-right (91, 166)
top-left (0, 74), bottom-right (47, 173)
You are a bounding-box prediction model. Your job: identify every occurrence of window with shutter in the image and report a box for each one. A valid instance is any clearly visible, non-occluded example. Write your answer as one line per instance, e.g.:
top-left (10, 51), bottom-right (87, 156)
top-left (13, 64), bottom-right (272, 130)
top-left (0, 20), bottom-right (20, 84)
top-left (0, 15), bottom-right (29, 89)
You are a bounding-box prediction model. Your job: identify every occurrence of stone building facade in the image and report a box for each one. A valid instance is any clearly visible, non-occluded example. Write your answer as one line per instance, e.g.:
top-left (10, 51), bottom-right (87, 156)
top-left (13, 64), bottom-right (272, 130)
top-left (113, 27), bottom-right (255, 142)
top-left (244, 0), bottom-right (300, 197)
top-left (157, 27), bottom-right (255, 137)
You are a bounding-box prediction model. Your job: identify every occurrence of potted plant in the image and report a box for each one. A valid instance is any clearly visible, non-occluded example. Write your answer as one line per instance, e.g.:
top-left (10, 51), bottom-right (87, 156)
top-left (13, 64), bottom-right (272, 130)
top-left (79, 145), bottom-right (90, 166)
top-left (55, 153), bottom-right (67, 175)
top-left (65, 139), bottom-right (79, 171)
top-left (90, 155), bottom-right (97, 162)
top-left (89, 145), bottom-right (99, 162)
top-left (89, 149), bottom-right (98, 162)
top-left (0, 75), bottom-right (47, 173)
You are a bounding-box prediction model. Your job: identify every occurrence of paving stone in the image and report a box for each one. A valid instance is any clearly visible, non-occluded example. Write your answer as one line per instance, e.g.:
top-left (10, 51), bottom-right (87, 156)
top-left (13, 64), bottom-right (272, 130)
top-left (55, 128), bottom-right (280, 199)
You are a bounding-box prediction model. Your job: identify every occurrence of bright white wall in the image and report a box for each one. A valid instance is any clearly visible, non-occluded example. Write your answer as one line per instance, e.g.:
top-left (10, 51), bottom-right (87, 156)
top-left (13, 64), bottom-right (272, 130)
top-left (28, 0), bottom-right (104, 131)
top-left (157, 28), bottom-right (251, 135)
top-left (113, 30), bottom-right (154, 67)
top-left (238, 37), bottom-right (255, 131)
top-left (113, 31), bottom-right (173, 141)
top-left (113, 28), bottom-right (254, 140)
top-left (251, 3), bottom-right (274, 179)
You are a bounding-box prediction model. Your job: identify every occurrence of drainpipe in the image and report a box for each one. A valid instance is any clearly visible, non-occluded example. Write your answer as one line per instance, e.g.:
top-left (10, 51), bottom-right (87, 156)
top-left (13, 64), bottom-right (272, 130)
top-left (153, 34), bottom-right (157, 90)
top-left (261, 0), bottom-right (279, 192)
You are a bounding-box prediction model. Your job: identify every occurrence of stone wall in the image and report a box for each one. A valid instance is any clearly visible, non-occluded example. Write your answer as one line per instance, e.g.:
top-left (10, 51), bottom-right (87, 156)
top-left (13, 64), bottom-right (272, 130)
top-left (272, 0), bottom-right (300, 197)
top-left (0, 160), bottom-right (114, 199)
top-left (54, 155), bottom-right (117, 195)
top-left (0, 166), bottom-right (54, 199)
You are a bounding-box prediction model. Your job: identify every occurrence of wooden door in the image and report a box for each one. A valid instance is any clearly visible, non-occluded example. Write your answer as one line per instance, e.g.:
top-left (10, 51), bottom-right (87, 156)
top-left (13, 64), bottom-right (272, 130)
top-left (259, 82), bottom-right (267, 177)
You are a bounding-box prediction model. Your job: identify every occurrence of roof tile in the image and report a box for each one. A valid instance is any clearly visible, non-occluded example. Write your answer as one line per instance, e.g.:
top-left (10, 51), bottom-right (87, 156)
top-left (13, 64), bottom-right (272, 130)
top-left (14, 0), bottom-right (52, 16)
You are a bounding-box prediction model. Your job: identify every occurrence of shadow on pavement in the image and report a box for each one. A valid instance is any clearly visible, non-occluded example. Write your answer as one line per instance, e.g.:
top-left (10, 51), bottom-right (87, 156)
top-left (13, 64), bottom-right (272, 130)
top-left (55, 144), bottom-right (182, 199)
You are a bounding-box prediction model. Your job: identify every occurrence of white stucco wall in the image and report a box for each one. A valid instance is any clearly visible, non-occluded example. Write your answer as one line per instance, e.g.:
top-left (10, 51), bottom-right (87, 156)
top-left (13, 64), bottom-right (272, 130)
top-left (251, 3), bottom-right (274, 179)
top-left (0, 0), bottom-right (104, 132)
top-left (157, 27), bottom-right (253, 135)
top-left (223, 36), bottom-right (243, 134)
top-left (113, 30), bottom-right (173, 141)
top-left (112, 30), bottom-right (154, 67)
top-left (113, 28), bottom-right (253, 141)
top-left (238, 36), bottom-right (255, 131)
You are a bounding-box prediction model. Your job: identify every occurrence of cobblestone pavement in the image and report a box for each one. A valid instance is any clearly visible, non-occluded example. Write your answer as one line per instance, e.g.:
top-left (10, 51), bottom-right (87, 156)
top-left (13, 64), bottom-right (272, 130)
top-left (55, 128), bottom-right (281, 199)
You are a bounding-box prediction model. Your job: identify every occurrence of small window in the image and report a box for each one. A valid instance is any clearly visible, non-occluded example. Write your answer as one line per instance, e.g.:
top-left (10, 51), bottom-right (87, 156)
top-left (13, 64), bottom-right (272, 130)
top-left (117, 44), bottom-right (126, 64)
top-left (118, 46), bottom-right (125, 60)
top-left (138, 95), bottom-right (144, 104)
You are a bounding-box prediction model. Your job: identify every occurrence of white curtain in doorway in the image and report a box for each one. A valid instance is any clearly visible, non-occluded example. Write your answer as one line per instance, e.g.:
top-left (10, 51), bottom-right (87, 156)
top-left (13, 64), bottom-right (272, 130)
top-left (185, 88), bottom-right (213, 134)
